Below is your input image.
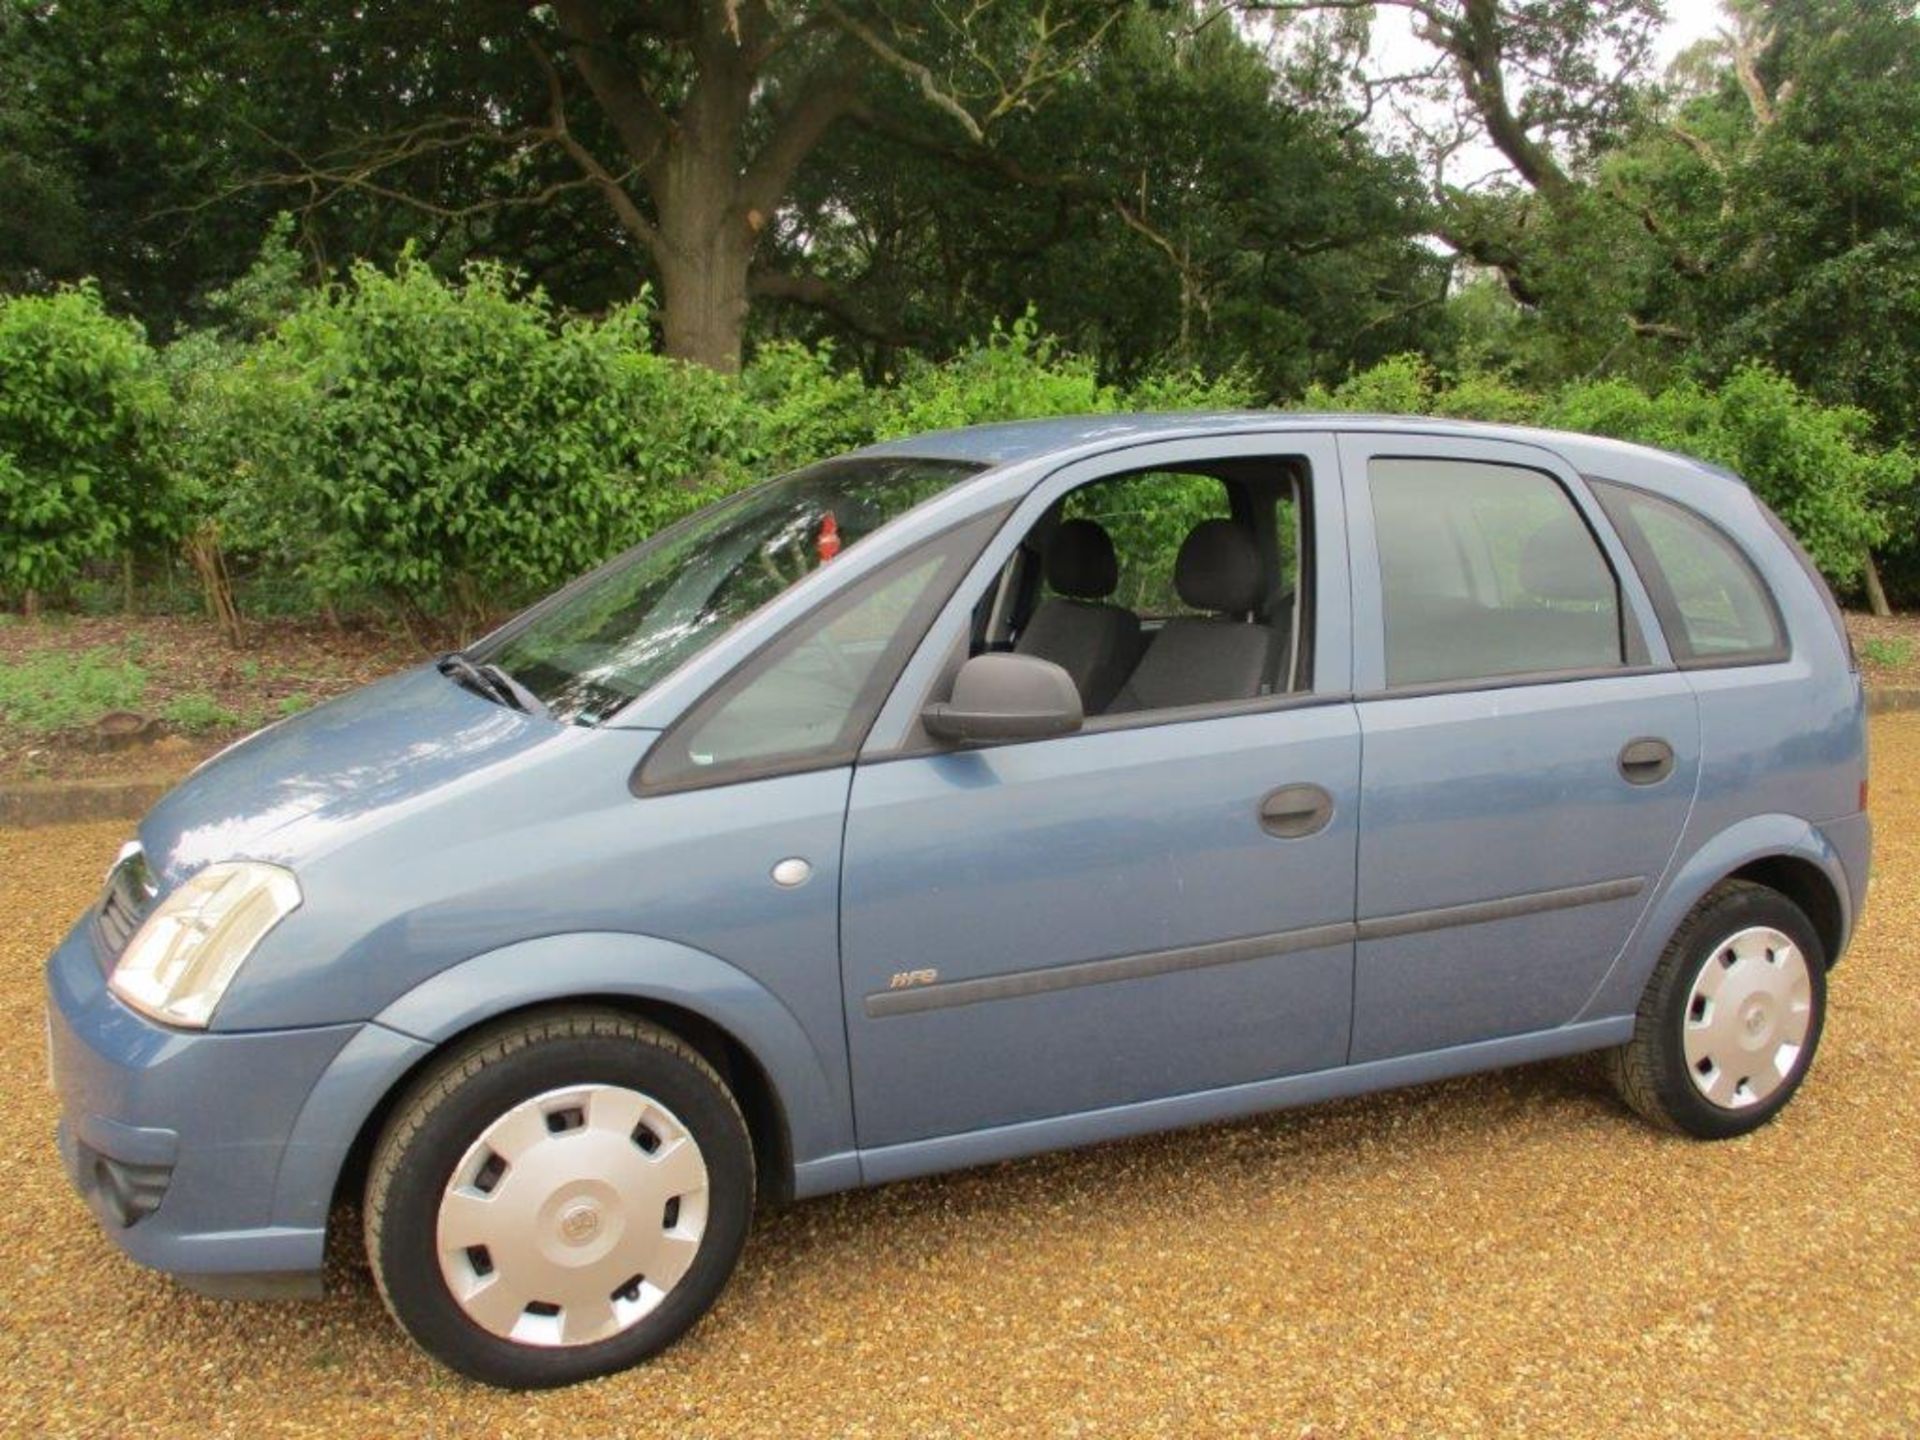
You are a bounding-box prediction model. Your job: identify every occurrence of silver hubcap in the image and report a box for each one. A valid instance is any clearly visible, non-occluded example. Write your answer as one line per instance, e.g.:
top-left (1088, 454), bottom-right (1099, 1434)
top-left (436, 1084), bottom-right (709, 1347)
top-left (1682, 925), bottom-right (1813, 1110)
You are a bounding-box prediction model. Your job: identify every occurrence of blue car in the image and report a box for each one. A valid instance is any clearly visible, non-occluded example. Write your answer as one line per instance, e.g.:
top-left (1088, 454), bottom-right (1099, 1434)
top-left (47, 415), bottom-right (1869, 1387)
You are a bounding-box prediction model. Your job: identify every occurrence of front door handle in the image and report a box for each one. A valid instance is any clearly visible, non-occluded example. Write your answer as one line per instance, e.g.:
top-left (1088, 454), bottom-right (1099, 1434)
top-left (1259, 783), bottom-right (1334, 838)
top-left (1619, 737), bottom-right (1675, 785)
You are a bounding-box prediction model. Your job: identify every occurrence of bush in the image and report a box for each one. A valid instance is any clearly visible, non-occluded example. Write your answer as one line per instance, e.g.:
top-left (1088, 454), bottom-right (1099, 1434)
top-left (0, 285), bottom-right (172, 607)
top-left (879, 311), bottom-right (1120, 436)
top-left (739, 341), bottom-right (882, 472)
top-left (1299, 353), bottom-right (1434, 415)
top-left (1545, 366), bottom-right (1906, 587)
top-left (159, 690), bottom-right (241, 732)
top-left (1300, 354), bottom-right (1907, 589)
top-left (226, 261), bottom-right (753, 628)
top-left (21, 258), bottom-right (1909, 621)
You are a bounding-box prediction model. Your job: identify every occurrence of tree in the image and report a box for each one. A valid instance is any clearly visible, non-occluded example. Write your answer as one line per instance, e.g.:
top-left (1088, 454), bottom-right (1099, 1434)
top-left (1247, 0), bottom-right (1663, 311)
top-left (1585, 0), bottom-right (1920, 606)
top-left (765, 4), bottom-right (1446, 392)
top-left (8, 1), bottom-right (1443, 384)
top-left (162, 0), bottom-right (1131, 372)
top-left (0, 3), bottom-right (87, 289)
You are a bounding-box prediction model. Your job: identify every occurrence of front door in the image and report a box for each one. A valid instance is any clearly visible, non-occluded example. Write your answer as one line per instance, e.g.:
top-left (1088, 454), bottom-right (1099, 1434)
top-left (1339, 432), bottom-right (1701, 1062)
top-left (838, 435), bottom-right (1361, 1152)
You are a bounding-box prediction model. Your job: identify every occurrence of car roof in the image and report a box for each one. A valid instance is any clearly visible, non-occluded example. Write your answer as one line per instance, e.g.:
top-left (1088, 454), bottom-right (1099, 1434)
top-left (858, 411), bottom-right (1745, 493)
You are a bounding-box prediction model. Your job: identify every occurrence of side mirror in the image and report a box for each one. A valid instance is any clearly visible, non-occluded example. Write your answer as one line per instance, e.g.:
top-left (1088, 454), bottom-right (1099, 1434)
top-left (921, 653), bottom-right (1084, 746)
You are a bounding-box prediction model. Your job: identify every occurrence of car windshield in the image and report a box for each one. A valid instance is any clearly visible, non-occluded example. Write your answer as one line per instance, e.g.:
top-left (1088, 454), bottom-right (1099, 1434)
top-left (474, 456), bottom-right (982, 725)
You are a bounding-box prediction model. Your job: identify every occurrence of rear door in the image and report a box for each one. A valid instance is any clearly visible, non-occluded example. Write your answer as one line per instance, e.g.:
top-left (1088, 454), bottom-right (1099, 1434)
top-left (1341, 432), bottom-right (1701, 1062)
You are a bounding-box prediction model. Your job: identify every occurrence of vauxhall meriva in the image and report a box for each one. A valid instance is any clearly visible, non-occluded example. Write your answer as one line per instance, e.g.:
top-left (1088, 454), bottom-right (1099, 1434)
top-left (47, 415), bottom-right (1870, 1387)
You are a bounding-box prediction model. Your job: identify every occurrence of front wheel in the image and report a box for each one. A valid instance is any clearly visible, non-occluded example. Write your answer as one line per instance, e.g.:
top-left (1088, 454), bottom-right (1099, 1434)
top-left (364, 1009), bottom-right (754, 1388)
top-left (1607, 880), bottom-right (1827, 1139)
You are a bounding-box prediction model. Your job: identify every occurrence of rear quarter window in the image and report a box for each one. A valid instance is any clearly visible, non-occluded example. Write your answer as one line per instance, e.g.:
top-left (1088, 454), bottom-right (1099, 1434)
top-left (1590, 480), bottom-right (1787, 665)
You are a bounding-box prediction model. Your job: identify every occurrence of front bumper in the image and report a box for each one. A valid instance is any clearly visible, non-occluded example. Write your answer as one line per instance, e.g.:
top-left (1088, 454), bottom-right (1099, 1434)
top-left (45, 916), bottom-right (363, 1296)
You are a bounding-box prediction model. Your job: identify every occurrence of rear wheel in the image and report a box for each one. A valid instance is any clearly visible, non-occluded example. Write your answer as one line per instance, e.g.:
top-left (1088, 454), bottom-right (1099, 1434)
top-left (1607, 880), bottom-right (1827, 1139)
top-left (365, 1009), bottom-right (753, 1388)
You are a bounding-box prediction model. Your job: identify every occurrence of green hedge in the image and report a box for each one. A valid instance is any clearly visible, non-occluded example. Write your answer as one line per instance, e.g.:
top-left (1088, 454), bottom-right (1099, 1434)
top-left (0, 284), bottom-right (172, 606)
top-left (1305, 355), bottom-right (1911, 587)
top-left (1, 262), bottom-right (1912, 626)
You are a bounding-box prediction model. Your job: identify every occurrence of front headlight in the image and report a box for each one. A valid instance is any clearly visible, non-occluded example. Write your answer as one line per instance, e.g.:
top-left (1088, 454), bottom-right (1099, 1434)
top-left (109, 862), bottom-right (302, 1028)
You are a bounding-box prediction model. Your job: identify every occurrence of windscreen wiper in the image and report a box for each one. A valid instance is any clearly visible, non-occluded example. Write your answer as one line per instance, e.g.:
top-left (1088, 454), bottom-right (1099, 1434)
top-left (437, 651), bottom-right (551, 721)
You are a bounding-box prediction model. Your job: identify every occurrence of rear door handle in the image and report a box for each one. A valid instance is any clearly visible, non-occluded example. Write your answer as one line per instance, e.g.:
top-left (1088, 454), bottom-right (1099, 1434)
top-left (1259, 783), bottom-right (1335, 838)
top-left (1618, 737), bottom-right (1675, 785)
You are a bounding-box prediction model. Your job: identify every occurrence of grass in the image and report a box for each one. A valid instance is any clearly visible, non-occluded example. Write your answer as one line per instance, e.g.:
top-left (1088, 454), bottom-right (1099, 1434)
top-left (0, 647), bottom-right (148, 734)
top-left (158, 691), bottom-right (244, 733)
top-left (1861, 635), bottom-right (1914, 669)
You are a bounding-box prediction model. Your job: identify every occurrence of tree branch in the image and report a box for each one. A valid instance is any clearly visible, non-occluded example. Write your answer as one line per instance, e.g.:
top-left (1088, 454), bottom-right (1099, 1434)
top-left (549, 0), bottom-right (674, 181)
top-left (739, 54), bottom-right (864, 220)
top-left (820, 0), bottom-right (986, 142)
top-left (749, 264), bottom-right (916, 345)
top-left (529, 42), bottom-right (660, 254)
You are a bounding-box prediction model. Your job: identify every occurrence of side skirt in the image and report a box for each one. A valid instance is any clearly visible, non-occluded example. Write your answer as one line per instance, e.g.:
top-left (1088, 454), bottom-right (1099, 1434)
top-left (848, 1016), bottom-right (1633, 1190)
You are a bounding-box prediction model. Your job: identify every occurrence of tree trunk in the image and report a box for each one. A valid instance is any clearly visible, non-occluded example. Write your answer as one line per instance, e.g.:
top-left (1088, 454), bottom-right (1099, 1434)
top-left (653, 133), bottom-right (756, 373)
top-left (184, 524), bottom-right (244, 647)
top-left (657, 239), bottom-right (753, 373)
top-left (1862, 548), bottom-right (1893, 618)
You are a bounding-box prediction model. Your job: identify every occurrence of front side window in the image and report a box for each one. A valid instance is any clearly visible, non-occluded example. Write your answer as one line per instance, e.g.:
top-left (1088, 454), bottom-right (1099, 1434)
top-left (1369, 457), bottom-right (1624, 687)
top-left (1054, 472), bottom-right (1234, 617)
top-left (968, 460), bottom-right (1306, 719)
top-left (1591, 481), bottom-right (1785, 664)
top-left (478, 457), bottom-right (980, 724)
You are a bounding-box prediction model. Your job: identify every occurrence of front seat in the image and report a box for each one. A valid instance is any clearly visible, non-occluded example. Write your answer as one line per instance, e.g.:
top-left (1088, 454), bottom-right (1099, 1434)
top-left (1014, 518), bottom-right (1142, 714)
top-left (1108, 519), bottom-right (1273, 713)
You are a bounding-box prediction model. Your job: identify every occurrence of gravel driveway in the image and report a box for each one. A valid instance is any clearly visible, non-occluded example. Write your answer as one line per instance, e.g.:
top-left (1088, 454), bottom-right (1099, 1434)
top-left (6, 718), bottom-right (1918, 1438)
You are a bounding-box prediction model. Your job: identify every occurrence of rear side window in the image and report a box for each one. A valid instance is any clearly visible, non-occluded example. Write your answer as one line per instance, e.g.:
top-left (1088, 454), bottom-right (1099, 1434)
top-left (1591, 482), bottom-right (1786, 665)
top-left (1368, 457), bottom-right (1624, 686)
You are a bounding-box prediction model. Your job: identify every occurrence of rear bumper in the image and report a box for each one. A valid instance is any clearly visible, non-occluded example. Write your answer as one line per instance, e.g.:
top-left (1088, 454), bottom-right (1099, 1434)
top-left (1818, 810), bottom-right (1872, 962)
top-left (45, 916), bottom-right (360, 1296)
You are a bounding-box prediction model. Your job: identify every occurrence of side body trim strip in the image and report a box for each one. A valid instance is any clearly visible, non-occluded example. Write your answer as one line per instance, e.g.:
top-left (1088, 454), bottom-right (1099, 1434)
top-left (1353, 875), bottom-right (1645, 943)
top-left (863, 875), bottom-right (1645, 1018)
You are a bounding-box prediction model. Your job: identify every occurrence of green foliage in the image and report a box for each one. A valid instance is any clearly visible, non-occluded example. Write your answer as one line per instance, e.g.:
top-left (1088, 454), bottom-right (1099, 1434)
top-left (879, 313), bottom-right (1118, 436)
top-left (1860, 636), bottom-right (1913, 669)
top-left (201, 213), bottom-right (310, 341)
top-left (1126, 366), bottom-right (1261, 413)
top-left (0, 284), bottom-right (174, 603)
top-left (0, 2), bottom-right (86, 288)
top-left (0, 645), bottom-right (148, 733)
top-left (219, 260), bottom-right (751, 623)
top-left (1545, 366), bottom-right (1905, 585)
top-left (1065, 471), bottom-right (1235, 616)
top-left (1300, 354), bottom-right (1907, 588)
top-left (739, 341), bottom-right (881, 472)
top-left (7, 246), bottom-right (1909, 624)
top-left (159, 690), bottom-right (241, 732)
top-left (1300, 354), bottom-right (1435, 415)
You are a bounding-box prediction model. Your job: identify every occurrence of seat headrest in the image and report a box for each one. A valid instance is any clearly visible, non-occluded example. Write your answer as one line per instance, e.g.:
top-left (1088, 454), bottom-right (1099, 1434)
top-left (1518, 522), bottom-right (1615, 604)
top-left (1045, 518), bottom-right (1120, 600)
top-left (1175, 519), bottom-right (1261, 614)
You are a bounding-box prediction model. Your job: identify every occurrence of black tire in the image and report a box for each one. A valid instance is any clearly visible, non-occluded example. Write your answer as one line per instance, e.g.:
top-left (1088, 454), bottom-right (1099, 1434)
top-left (1606, 880), bottom-right (1827, 1139)
top-left (364, 1008), bottom-right (754, 1388)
